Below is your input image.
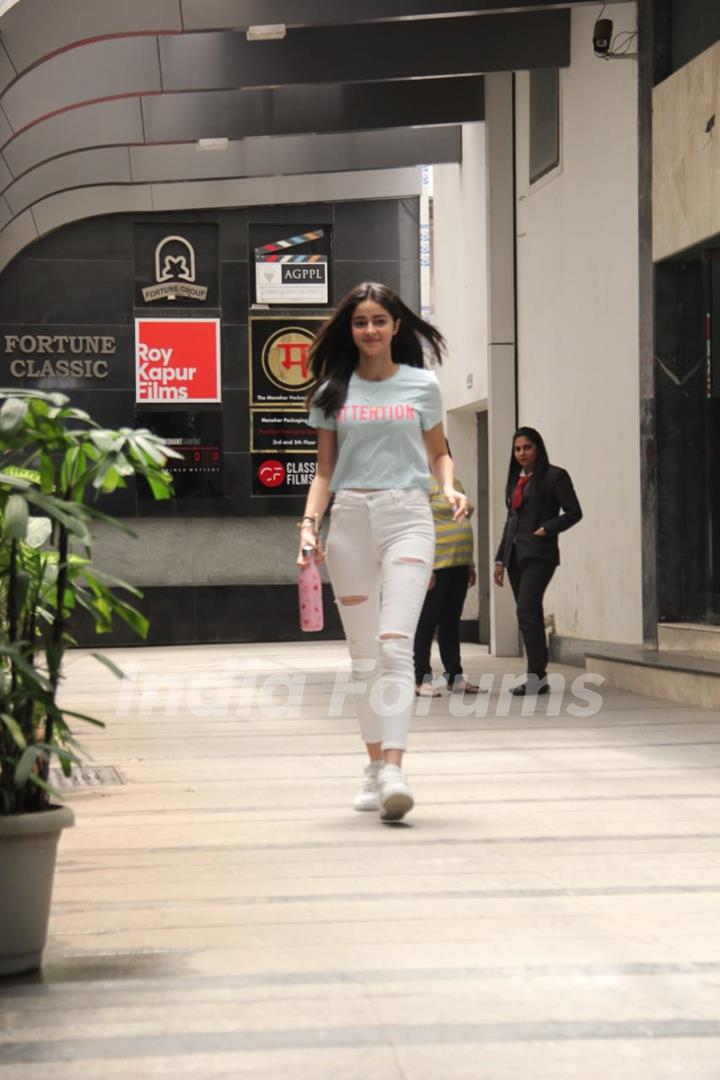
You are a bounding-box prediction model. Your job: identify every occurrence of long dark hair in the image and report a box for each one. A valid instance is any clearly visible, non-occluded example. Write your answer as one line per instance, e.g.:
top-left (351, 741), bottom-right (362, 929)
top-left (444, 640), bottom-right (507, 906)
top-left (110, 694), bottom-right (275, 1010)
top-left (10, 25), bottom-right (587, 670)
top-left (307, 282), bottom-right (445, 416)
top-left (505, 426), bottom-right (550, 502)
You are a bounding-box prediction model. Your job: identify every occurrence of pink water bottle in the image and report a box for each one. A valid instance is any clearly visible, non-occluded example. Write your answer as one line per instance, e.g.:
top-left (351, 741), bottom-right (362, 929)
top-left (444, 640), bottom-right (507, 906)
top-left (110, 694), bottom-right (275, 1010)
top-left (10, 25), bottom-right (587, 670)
top-left (299, 546), bottom-right (324, 632)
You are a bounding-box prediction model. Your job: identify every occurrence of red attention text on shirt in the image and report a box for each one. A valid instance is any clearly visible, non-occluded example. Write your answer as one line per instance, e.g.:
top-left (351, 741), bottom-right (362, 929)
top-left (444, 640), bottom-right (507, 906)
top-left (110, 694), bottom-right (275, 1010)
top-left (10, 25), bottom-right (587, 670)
top-left (336, 404), bottom-right (416, 422)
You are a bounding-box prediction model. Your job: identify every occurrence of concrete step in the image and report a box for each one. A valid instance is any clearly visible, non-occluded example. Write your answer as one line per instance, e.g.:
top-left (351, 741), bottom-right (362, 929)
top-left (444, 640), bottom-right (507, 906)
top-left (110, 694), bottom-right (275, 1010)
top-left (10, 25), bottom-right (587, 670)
top-left (586, 645), bottom-right (720, 710)
top-left (658, 621), bottom-right (720, 655)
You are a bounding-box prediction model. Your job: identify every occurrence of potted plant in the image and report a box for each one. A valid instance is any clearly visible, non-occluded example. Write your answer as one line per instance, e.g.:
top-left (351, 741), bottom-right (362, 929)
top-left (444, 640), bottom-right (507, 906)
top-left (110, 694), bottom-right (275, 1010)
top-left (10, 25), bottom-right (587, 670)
top-left (0, 388), bottom-right (177, 976)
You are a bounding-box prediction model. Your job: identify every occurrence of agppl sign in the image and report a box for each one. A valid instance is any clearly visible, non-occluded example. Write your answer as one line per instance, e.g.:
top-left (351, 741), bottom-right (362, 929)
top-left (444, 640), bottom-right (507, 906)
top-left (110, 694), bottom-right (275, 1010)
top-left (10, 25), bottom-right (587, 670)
top-left (135, 318), bottom-right (220, 403)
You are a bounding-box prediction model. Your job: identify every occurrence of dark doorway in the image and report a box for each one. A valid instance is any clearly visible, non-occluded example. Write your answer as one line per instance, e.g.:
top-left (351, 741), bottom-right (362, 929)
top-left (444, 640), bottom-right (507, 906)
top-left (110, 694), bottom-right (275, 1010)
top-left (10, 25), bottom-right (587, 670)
top-left (655, 255), bottom-right (720, 623)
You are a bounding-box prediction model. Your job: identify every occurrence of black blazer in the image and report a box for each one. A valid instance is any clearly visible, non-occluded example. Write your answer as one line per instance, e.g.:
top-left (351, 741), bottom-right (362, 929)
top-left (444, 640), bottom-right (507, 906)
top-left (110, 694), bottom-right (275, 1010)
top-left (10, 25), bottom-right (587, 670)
top-left (495, 464), bottom-right (582, 567)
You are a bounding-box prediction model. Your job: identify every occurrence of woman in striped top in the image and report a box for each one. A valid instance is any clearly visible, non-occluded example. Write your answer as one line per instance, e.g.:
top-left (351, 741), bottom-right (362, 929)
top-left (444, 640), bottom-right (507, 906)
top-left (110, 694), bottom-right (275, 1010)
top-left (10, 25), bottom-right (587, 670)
top-left (413, 469), bottom-right (483, 697)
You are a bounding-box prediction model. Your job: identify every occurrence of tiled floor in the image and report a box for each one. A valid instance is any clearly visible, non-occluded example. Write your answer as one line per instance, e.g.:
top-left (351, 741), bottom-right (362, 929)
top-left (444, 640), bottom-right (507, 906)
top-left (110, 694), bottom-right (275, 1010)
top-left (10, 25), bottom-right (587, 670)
top-left (2, 642), bottom-right (720, 1078)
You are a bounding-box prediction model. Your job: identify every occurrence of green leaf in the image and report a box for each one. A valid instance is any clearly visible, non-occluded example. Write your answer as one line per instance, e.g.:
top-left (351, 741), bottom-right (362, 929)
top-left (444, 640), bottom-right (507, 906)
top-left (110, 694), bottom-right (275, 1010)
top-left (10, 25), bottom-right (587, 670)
top-left (83, 567), bottom-right (143, 598)
top-left (109, 594), bottom-right (149, 639)
top-left (113, 452), bottom-right (135, 477)
top-left (25, 516), bottom-right (52, 549)
top-left (27, 772), bottom-right (62, 802)
top-left (0, 713), bottom-right (27, 749)
top-left (3, 493), bottom-right (29, 540)
top-left (0, 646), bottom-right (53, 692)
top-left (82, 505), bottom-right (137, 536)
top-left (130, 433), bottom-right (167, 465)
top-left (2, 465), bottom-right (41, 485)
top-left (73, 587), bottom-right (112, 633)
top-left (56, 749), bottom-right (73, 776)
top-left (90, 652), bottom-right (126, 679)
top-left (14, 745), bottom-right (40, 787)
top-left (90, 430), bottom-right (121, 453)
top-left (60, 709), bottom-right (105, 729)
top-left (62, 587), bottom-right (77, 613)
top-left (0, 396), bottom-right (28, 436)
top-left (140, 470), bottom-right (174, 501)
top-left (14, 569), bottom-right (31, 613)
top-left (61, 408), bottom-right (92, 423)
top-left (59, 446), bottom-right (79, 494)
top-left (39, 452), bottom-right (55, 493)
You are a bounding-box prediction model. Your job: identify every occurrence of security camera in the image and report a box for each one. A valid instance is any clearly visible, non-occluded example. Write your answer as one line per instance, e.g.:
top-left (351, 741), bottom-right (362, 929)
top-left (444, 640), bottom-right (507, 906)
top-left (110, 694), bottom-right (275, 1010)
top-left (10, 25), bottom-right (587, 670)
top-left (593, 18), bottom-right (613, 56)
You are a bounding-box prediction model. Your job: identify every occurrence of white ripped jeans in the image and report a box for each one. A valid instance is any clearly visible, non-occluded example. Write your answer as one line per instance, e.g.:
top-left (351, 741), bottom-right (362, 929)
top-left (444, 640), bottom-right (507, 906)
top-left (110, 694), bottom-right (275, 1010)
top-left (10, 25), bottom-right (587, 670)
top-left (324, 488), bottom-right (435, 750)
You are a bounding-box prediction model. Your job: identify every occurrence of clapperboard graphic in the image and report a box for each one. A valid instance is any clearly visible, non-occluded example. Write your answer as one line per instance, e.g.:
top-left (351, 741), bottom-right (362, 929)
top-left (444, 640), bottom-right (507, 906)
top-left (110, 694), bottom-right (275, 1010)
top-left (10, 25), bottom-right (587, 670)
top-left (254, 229), bottom-right (328, 305)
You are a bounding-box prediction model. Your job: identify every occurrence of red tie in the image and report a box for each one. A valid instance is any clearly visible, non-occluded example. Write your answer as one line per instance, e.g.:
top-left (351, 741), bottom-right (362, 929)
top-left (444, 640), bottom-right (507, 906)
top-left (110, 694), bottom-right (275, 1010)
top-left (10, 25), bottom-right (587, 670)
top-left (511, 474), bottom-right (530, 511)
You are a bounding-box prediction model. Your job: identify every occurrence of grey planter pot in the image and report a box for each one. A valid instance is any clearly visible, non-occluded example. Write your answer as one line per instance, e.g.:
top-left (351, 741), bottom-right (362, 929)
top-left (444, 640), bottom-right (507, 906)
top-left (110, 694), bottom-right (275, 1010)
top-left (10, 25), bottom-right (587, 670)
top-left (0, 804), bottom-right (74, 976)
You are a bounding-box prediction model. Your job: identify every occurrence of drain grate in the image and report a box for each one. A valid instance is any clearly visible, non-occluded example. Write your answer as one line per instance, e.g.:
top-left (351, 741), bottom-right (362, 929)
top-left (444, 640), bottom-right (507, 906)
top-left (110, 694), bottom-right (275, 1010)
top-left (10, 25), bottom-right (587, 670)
top-left (49, 765), bottom-right (125, 788)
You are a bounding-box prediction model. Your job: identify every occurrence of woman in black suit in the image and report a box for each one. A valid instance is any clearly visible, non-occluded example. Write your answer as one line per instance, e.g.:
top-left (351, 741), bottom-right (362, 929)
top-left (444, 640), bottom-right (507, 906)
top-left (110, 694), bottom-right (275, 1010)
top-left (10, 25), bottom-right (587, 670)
top-left (493, 427), bottom-right (582, 695)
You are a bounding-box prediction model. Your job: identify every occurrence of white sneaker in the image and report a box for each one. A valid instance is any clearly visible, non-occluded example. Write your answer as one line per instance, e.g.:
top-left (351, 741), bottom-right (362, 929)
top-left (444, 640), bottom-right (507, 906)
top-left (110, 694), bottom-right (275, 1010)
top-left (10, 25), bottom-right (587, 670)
top-left (379, 764), bottom-right (414, 821)
top-left (353, 761), bottom-right (382, 811)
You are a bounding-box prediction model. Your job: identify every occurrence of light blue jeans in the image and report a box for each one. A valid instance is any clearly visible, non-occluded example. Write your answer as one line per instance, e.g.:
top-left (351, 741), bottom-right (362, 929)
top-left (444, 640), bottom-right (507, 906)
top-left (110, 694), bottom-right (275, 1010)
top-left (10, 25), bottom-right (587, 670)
top-left (325, 488), bottom-right (435, 749)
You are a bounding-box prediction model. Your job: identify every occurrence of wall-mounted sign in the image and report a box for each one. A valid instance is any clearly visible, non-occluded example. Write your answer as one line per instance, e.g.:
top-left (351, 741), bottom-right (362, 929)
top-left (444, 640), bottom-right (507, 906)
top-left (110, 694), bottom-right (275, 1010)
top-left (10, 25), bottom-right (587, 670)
top-left (255, 257), bottom-right (328, 305)
top-left (250, 410), bottom-right (316, 453)
top-left (142, 236), bottom-right (208, 302)
top-left (2, 331), bottom-right (116, 380)
top-left (135, 318), bottom-right (220, 403)
top-left (134, 222), bottom-right (219, 308)
top-left (251, 454), bottom-right (316, 496)
top-left (249, 316), bottom-right (324, 406)
top-left (249, 315), bottom-right (325, 497)
top-left (251, 225), bottom-right (331, 306)
top-left (136, 410), bottom-right (222, 500)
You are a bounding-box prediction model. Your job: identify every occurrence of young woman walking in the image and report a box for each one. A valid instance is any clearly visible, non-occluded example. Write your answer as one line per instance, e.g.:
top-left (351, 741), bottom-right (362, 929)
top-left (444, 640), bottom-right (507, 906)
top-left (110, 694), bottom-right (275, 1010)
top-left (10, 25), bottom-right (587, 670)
top-left (298, 282), bottom-right (467, 822)
top-left (493, 427), bottom-right (582, 694)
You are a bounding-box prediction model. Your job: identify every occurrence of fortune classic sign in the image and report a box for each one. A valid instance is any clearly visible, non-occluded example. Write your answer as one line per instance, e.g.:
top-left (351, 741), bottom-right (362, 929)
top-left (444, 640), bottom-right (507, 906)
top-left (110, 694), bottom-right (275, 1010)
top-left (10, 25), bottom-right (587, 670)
top-left (3, 333), bottom-right (116, 379)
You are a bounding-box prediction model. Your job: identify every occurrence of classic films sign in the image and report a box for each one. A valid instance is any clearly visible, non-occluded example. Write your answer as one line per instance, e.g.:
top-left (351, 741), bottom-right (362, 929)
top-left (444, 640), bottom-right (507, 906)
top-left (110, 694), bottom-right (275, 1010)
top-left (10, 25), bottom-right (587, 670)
top-left (135, 318), bottom-right (220, 403)
top-left (252, 454), bottom-right (316, 496)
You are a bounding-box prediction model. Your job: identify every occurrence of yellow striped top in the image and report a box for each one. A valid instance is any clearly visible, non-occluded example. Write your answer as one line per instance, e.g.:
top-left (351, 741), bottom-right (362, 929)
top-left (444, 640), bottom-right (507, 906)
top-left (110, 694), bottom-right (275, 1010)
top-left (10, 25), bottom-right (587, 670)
top-left (430, 478), bottom-right (474, 569)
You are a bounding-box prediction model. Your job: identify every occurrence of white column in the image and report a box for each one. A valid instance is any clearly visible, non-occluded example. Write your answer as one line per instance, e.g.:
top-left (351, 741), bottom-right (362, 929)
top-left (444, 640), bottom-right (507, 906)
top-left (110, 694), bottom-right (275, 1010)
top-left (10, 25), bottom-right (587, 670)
top-left (485, 72), bottom-right (521, 657)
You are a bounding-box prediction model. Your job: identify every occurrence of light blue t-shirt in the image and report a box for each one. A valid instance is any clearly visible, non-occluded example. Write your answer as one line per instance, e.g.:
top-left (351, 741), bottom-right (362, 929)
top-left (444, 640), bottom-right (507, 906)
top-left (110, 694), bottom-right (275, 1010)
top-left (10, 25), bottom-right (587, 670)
top-left (307, 365), bottom-right (443, 492)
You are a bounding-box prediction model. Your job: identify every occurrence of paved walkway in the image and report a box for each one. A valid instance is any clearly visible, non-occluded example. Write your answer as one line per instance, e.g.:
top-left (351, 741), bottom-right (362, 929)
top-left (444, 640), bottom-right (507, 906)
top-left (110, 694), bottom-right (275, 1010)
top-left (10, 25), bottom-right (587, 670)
top-left (2, 642), bottom-right (720, 1078)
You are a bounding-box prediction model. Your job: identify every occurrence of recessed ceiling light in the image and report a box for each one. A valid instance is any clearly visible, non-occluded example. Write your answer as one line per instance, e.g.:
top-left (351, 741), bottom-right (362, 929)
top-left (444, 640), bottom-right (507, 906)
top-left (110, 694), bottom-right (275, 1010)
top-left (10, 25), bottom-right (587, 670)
top-left (246, 24), bottom-right (286, 41)
top-left (196, 138), bottom-right (230, 151)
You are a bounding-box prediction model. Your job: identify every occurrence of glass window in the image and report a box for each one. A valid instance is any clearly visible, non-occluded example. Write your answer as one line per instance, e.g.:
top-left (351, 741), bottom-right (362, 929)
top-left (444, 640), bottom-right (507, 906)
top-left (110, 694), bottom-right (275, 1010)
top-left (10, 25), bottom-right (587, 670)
top-left (529, 68), bottom-right (560, 184)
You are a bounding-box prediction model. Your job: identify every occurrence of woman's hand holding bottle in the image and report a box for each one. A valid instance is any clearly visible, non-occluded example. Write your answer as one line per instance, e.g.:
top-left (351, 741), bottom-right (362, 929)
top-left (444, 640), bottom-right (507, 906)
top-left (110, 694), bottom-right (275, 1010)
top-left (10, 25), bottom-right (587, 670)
top-left (443, 486), bottom-right (468, 522)
top-left (297, 516), bottom-right (325, 565)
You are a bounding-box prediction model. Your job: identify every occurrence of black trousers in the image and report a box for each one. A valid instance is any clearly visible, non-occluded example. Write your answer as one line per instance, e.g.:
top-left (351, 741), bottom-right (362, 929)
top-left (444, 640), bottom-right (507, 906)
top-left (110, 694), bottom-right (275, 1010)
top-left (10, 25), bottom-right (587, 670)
top-left (413, 565), bottom-right (471, 686)
top-left (507, 556), bottom-right (556, 678)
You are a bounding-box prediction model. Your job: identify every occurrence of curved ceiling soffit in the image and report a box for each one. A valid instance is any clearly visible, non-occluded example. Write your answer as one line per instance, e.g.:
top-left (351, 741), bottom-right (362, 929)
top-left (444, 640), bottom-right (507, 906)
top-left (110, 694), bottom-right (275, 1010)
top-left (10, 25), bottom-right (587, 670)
top-left (0, 166), bottom-right (427, 273)
top-left (0, 37), bottom-right (481, 268)
top-left (1, 126), bottom-right (463, 219)
top-left (0, 4), bottom-right (569, 268)
top-left (0, 0), bottom-right (584, 77)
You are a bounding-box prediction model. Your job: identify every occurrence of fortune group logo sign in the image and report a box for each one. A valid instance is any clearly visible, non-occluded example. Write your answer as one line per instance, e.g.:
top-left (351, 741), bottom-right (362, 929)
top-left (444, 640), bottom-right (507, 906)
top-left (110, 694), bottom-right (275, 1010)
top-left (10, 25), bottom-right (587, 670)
top-left (142, 236), bottom-right (209, 302)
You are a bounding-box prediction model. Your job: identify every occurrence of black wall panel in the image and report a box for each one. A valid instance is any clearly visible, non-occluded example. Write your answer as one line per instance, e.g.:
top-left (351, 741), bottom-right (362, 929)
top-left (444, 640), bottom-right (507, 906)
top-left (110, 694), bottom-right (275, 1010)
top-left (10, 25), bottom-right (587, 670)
top-left (0, 199), bottom-right (420, 644)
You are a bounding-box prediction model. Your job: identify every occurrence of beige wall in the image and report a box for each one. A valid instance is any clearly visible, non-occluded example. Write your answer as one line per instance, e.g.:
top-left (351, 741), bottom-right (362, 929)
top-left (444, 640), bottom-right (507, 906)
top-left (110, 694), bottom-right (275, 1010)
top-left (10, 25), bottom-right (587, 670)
top-left (432, 123), bottom-right (491, 624)
top-left (514, 2), bottom-right (643, 645)
top-left (653, 38), bottom-right (720, 261)
top-left (432, 124), bottom-right (489, 412)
